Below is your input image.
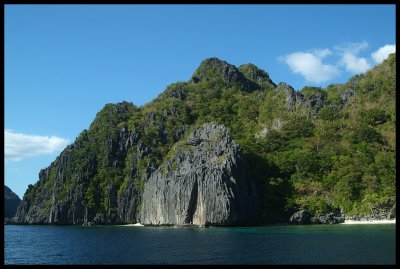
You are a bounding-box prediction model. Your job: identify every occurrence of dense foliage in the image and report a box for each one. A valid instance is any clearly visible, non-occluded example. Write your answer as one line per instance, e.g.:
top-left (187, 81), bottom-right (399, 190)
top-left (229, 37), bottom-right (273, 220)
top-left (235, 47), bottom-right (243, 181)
top-left (22, 54), bottom-right (396, 223)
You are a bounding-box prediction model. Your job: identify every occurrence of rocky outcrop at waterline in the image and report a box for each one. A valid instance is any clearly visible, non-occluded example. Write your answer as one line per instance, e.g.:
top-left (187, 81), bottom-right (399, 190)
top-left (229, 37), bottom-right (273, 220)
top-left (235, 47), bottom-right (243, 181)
top-left (289, 200), bottom-right (396, 224)
top-left (289, 209), bottom-right (345, 225)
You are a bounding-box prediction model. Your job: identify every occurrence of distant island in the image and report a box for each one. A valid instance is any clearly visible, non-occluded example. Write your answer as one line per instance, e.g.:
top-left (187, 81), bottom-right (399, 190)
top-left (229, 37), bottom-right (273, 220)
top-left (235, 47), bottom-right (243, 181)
top-left (12, 55), bottom-right (396, 226)
top-left (4, 185), bottom-right (21, 223)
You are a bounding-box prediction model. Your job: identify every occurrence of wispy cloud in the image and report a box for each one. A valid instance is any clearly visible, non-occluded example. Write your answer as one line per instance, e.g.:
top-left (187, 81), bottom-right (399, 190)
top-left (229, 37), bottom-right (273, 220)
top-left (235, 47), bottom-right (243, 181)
top-left (371, 44), bottom-right (396, 64)
top-left (335, 41), bottom-right (369, 54)
top-left (5, 129), bottom-right (69, 161)
top-left (282, 50), bottom-right (339, 84)
top-left (310, 48), bottom-right (332, 59)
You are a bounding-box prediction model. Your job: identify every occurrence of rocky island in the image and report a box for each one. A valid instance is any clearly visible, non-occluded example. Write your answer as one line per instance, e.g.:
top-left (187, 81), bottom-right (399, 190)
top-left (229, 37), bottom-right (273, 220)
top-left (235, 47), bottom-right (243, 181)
top-left (13, 55), bottom-right (396, 226)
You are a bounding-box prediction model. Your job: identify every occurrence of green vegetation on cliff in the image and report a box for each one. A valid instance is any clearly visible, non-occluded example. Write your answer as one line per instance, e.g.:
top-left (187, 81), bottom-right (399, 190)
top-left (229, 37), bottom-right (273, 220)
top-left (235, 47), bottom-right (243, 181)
top-left (16, 54), bottom-right (396, 224)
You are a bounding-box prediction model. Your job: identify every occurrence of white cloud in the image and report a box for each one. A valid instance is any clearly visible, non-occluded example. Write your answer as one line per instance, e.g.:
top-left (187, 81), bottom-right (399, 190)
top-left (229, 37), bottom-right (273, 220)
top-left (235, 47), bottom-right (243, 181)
top-left (281, 41), bottom-right (395, 83)
top-left (341, 52), bottom-right (371, 74)
top-left (371, 44), bottom-right (396, 64)
top-left (283, 51), bottom-right (339, 83)
top-left (335, 41), bottom-right (371, 74)
top-left (5, 129), bottom-right (69, 161)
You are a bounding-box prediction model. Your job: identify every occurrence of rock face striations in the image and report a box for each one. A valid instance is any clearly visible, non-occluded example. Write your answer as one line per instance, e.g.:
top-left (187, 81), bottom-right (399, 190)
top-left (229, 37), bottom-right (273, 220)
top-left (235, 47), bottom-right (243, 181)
top-left (141, 122), bottom-right (260, 226)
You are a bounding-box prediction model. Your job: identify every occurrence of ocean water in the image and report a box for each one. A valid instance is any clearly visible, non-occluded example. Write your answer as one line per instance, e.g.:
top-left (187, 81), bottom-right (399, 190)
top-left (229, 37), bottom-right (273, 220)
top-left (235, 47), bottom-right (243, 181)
top-left (4, 224), bottom-right (396, 265)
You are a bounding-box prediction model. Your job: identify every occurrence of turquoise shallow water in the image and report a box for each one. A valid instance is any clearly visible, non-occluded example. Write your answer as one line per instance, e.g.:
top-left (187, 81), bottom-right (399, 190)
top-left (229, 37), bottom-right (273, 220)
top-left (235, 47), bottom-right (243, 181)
top-left (4, 224), bottom-right (396, 264)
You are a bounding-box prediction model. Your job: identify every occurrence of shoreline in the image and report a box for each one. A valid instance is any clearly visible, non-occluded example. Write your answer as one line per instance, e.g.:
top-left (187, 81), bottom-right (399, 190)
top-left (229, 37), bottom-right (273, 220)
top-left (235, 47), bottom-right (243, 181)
top-left (341, 219), bottom-right (396, 225)
top-left (116, 223), bottom-right (144, 227)
top-left (5, 219), bottom-right (396, 226)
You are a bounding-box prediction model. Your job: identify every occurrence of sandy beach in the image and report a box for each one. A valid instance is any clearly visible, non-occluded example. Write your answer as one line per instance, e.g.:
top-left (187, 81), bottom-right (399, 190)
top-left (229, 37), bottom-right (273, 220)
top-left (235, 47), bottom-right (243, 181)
top-left (117, 223), bottom-right (144, 226)
top-left (341, 219), bottom-right (396, 225)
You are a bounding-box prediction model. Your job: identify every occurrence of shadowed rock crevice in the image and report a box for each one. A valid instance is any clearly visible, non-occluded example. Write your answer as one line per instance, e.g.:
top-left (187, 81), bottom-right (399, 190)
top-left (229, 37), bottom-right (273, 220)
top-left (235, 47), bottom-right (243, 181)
top-left (184, 180), bottom-right (198, 224)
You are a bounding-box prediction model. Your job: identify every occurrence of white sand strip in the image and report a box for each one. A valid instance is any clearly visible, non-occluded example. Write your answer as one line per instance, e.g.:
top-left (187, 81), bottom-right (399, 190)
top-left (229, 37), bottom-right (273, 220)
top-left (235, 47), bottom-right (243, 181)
top-left (117, 223), bottom-right (144, 226)
top-left (341, 219), bottom-right (396, 224)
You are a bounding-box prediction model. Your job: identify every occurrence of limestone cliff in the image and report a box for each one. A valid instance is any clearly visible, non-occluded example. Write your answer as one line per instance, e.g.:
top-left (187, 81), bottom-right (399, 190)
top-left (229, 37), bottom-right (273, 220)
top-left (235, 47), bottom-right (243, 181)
top-left (140, 122), bottom-right (260, 226)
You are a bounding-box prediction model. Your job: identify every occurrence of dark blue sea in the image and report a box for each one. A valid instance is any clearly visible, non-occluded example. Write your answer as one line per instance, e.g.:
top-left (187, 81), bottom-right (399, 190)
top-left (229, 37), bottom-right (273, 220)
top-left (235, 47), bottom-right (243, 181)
top-left (4, 224), bottom-right (396, 265)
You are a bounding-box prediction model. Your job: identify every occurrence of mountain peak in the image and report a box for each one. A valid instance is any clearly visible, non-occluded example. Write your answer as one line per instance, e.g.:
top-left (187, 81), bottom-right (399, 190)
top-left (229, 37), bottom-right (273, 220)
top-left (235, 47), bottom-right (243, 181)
top-left (238, 63), bottom-right (276, 88)
top-left (191, 57), bottom-right (260, 92)
top-left (191, 57), bottom-right (241, 83)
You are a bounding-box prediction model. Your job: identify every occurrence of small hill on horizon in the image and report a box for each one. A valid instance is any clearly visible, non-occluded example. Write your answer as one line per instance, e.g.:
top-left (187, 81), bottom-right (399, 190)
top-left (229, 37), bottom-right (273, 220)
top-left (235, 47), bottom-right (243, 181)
top-left (5, 185), bottom-right (21, 219)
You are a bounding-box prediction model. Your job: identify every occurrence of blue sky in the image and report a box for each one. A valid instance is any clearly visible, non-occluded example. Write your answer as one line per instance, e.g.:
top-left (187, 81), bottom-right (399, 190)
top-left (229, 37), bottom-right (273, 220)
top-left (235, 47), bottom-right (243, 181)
top-left (4, 4), bottom-right (396, 198)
